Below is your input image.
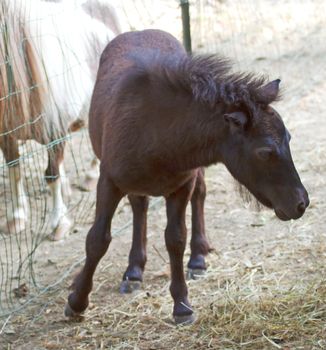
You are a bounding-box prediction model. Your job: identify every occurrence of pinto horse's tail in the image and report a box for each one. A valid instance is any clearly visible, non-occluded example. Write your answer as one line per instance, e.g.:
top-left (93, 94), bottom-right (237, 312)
top-left (0, 0), bottom-right (119, 143)
top-left (0, 2), bottom-right (31, 140)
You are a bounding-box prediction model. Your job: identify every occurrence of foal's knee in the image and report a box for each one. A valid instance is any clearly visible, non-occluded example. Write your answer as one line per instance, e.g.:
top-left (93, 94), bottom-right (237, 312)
top-left (165, 224), bottom-right (187, 253)
top-left (86, 218), bottom-right (112, 257)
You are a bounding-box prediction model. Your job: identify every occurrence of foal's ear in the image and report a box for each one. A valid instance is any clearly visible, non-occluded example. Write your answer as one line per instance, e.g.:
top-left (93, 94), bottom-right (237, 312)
top-left (258, 79), bottom-right (281, 105)
top-left (224, 111), bottom-right (247, 133)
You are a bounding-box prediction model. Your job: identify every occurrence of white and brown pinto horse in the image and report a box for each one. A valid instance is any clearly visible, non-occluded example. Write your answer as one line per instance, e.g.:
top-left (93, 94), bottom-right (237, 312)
top-left (0, 0), bottom-right (120, 239)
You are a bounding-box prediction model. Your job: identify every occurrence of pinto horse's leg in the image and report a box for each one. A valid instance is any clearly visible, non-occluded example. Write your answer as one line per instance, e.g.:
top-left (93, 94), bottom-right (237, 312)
top-left (165, 178), bottom-right (196, 325)
top-left (46, 143), bottom-right (72, 240)
top-left (65, 175), bottom-right (123, 317)
top-left (0, 136), bottom-right (28, 233)
top-left (120, 194), bottom-right (149, 293)
top-left (59, 162), bottom-right (72, 198)
top-left (187, 168), bottom-right (211, 279)
top-left (81, 157), bottom-right (99, 191)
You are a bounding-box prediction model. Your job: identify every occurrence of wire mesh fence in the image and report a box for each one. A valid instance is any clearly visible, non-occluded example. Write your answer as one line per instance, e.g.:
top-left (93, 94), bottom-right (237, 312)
top-left (0, 0), bottom-right (325, 321)
top-left (0, 0), bottom-right (117, 316)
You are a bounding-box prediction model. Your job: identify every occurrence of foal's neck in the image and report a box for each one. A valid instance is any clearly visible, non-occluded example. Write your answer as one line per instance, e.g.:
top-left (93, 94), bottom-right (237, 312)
top-left (167, 100), bottom-right (228, 172)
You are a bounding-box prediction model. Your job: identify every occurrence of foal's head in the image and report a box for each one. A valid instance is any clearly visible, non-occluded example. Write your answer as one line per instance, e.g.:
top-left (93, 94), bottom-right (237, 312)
top-left (222, 79), bottom-right (309, 220)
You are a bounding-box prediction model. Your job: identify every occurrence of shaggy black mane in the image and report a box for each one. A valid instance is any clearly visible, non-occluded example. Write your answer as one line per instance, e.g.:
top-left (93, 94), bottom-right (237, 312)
top-left (179, 55), bottom-right (274, 107)
top-left (130, 51), bottom-right (281, 120)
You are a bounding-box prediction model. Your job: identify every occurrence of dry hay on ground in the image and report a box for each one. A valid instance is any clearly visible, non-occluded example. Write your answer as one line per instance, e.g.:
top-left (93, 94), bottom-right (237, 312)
top-left (3, 247), bottom-right (325, 349)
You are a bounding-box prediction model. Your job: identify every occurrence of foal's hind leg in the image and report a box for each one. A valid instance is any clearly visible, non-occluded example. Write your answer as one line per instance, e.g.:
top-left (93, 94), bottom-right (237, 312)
top-left (165, 178), bottom-right (196, 324)
top-left (46, 143), bottom-right (72, 240)
top-left (0, 136), bottom-right (28, 233)
top-left (65, 175), bottom-right (123, 317)
top-left (187, 168), bottom-right (211, 279)
top-left (120, 195), bottom-right (149, 294)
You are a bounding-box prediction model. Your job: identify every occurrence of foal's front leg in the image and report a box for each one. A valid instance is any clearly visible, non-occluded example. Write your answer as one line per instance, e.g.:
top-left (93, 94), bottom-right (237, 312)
top-left (65, 175), bottom-right (123, 317)
top-left (120, 194), bottom-right (149, 293)
top-left (165, 178), bottom-right (196, 325)
top-left (187, 168), bottom-right (211, 278)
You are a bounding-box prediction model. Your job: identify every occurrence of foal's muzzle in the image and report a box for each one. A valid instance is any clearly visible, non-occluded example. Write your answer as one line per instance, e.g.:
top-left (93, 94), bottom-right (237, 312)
top-left (274, 187), bottom-right (309, 221)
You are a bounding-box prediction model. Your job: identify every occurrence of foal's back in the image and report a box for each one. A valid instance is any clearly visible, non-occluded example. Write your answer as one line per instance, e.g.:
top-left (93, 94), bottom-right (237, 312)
top-left (89, 29), bottom-right (186, 159)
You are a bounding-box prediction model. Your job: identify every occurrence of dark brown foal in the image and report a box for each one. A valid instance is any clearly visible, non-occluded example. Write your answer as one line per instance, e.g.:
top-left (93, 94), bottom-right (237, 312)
top-left (65, 29), bottom-right (309, 324)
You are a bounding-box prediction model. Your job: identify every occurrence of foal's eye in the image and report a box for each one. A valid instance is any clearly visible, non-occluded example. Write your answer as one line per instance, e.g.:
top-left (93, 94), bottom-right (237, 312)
top-left (255, 147), bottom-right (274, 161)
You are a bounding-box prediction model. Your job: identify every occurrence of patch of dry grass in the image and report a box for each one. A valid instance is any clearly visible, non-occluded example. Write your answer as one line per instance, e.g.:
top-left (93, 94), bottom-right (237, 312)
top-left (7, 268), bottom-right (324, 350)
top-left (198, 281), bottom-right (326, 349)
top-left (53, 281), bottom-right (325, 349)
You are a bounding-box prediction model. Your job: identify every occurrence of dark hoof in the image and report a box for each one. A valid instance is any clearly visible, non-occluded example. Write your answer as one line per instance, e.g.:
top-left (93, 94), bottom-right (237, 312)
top-left (174, 313), bottom-right (196, 325)
top-left (119, 280), bottom-right (142, 294)
top-left (64, 303), bottom-right (84, 319)
top-left (186, 268), bottom-right (206, 280)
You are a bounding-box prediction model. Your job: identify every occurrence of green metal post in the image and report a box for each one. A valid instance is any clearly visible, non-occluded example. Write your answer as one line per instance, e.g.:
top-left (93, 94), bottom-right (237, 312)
top-left (180, 0), bottom-right (192, 53)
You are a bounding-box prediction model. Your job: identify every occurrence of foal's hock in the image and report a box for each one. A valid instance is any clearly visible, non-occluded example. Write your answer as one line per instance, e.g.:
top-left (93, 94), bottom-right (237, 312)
top-left (65, 29), bottom-right (309, 324)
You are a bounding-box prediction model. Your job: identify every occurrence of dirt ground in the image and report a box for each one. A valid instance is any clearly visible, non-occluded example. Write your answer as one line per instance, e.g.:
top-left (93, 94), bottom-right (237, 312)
top-left (0, 1), bottom-right (326, 349)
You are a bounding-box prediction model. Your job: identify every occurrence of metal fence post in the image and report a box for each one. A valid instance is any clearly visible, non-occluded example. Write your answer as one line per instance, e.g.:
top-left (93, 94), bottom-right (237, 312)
top-left (180, 0), bottom-right (192, 53)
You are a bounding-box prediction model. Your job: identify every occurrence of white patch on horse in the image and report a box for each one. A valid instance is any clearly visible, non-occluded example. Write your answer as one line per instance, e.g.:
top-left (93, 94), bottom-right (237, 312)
top-left (59, 163), bottom-right (72, 198)
top-left (7, 166), bottom-right (29, 233)
top-left (48, 178), bottom-right (72, 241)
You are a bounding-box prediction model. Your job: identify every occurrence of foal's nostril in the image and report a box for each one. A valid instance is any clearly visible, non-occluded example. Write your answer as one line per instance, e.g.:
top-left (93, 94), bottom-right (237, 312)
top-left (297, 202), bottom-right (306, 215)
